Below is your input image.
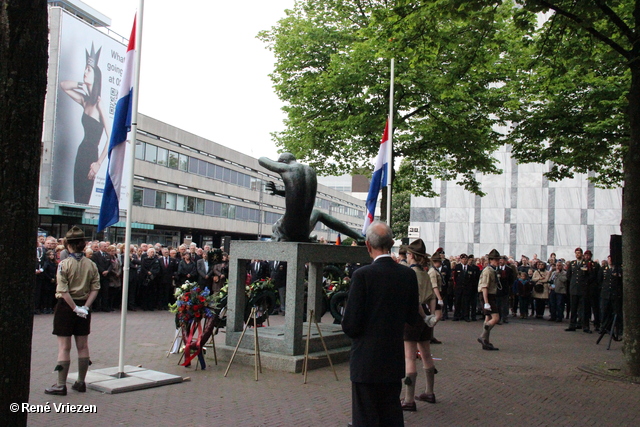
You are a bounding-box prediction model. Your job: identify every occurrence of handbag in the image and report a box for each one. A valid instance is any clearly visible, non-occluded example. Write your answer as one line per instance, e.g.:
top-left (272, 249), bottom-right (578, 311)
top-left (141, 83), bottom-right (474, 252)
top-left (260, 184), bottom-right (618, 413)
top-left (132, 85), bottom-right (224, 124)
top-left (534, 283), bottom-right (544, 294)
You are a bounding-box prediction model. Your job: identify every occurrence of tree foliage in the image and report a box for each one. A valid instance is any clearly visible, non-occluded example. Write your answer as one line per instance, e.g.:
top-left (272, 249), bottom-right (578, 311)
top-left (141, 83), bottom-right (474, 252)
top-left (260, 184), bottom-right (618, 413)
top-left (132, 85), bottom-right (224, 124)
top-left (260, 0), bottom-right (520, 197)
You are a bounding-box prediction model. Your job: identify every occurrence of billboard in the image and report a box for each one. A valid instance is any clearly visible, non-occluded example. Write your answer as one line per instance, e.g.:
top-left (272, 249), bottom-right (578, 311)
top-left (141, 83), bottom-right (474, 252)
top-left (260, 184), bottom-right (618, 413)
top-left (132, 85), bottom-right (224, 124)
top-left (50, 11), bottom-right (132, 213)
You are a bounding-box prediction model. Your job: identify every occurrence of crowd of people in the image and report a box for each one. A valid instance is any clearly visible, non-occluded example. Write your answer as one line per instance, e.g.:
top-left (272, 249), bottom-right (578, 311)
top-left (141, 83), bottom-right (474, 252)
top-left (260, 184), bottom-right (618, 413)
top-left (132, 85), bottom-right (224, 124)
top-left (36, 235), bottom-right (231, 314)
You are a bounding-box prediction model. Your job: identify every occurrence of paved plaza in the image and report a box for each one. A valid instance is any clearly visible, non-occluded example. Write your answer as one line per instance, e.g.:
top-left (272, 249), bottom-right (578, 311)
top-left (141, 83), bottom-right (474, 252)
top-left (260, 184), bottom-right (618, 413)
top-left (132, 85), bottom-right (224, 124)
top-left (26, 309), bottom-right (639, 426)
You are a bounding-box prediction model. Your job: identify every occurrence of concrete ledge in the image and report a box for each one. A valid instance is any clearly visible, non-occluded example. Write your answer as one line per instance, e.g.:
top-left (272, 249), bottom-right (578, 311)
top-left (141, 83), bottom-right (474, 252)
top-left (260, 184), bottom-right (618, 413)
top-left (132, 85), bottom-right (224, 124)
top-left (212, 345), bottom-right (351, 373)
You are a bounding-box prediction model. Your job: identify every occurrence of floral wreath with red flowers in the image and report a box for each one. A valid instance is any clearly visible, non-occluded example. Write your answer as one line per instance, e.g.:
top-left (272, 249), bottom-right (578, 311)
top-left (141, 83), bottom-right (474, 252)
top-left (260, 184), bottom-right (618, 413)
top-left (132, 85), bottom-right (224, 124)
top-left (169, 281), bottom-right (216, 328)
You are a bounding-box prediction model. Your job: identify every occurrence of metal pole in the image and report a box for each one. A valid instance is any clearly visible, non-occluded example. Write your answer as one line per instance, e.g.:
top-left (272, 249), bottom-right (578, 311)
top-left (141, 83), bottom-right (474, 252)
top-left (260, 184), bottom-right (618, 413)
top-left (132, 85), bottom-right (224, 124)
top-left (117, 0), bottom-right (145, 377)
top-left (386, 58), bottom-right (395, 226)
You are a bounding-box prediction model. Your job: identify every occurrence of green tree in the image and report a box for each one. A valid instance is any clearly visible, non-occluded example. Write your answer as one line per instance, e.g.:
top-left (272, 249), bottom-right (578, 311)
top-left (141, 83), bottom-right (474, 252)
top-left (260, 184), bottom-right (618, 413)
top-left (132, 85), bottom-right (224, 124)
top-left (0, 1), bottom-right (49, 424)
top-left (391, 190), bottom-right (411, 239)
top-left (262, 0), bottom-right (640, 374)
top-left (259, 0), bottom-right (517, 197)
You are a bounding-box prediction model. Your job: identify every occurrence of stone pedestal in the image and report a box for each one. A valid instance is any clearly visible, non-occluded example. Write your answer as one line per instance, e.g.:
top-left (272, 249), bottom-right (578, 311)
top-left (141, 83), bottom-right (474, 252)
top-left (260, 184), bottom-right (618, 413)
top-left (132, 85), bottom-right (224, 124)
top-left (224, 241), bottom-right (369, 368)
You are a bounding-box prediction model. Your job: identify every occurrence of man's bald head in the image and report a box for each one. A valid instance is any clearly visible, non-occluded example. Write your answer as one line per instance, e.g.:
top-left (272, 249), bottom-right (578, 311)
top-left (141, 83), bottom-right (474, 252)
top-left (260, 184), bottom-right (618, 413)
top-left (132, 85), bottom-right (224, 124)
top-left (366, 221), bottom-right (394, 252)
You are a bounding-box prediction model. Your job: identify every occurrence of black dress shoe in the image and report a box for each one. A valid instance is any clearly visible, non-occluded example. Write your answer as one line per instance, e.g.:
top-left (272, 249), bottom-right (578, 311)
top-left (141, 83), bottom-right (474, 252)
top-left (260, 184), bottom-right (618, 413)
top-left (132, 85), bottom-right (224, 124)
top-left (430, 337), bottom-right (442, 344)
top-left (583, 329), bottom-right (593, 334)
top-left (565, 327), bottom-right (576, 331)
top-left (400, 399), bottom-right (417, 411)
top-left (45, 384), bottom-right (67, 396)
top-left (72, 381), bottom-right (86, 392)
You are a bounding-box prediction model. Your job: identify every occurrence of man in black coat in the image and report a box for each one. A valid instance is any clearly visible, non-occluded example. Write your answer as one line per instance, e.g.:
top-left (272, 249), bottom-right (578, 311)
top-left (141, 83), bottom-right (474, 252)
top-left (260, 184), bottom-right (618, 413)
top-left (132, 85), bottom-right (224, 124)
top-left (92, 241), bottom-right (112, 312)
top-left (158, 248), bottom-right (178, 310)
top-left (269, 260), bottom-right (287, 315)
top-left (566, 247), bottom-right (590, 332)
top-left (342, 221), bottom-right (422, 427)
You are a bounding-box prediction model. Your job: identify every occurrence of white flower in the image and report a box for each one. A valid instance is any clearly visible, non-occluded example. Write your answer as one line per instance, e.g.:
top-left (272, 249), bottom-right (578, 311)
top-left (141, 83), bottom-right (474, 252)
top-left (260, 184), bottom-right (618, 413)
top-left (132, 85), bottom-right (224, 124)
top-left (182, 284), bottom-right (189, 290)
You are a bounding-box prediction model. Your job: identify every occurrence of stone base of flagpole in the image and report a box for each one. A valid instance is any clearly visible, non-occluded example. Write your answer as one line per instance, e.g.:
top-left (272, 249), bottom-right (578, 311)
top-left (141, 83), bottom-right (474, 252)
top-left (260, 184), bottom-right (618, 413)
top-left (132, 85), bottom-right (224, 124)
top-left (66, 365), bottom-right (183, 394)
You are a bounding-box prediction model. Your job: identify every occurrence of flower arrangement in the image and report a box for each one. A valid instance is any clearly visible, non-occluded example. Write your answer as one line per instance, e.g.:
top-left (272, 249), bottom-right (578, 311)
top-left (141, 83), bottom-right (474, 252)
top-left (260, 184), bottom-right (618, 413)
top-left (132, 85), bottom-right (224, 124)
top-left (325, 277), bottom-right (349, 298)
top-left (246, 278), bottom-right (275, 298)
top-left (169, 281), bottom-right (216, 328)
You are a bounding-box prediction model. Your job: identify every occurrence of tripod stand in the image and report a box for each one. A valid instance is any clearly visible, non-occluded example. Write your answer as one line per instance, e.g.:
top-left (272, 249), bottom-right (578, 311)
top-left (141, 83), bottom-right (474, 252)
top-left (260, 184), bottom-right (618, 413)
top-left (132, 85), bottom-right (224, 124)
top-left (596, 309), bottom-right (621, 350)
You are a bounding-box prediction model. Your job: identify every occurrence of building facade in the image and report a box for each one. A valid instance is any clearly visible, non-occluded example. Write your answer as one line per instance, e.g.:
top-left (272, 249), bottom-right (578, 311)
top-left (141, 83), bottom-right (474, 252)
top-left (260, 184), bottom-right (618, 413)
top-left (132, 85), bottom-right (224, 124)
top-left (410, 144), bottom-right (622, 262)
top-left (39, 5), bottom-right (365, 247)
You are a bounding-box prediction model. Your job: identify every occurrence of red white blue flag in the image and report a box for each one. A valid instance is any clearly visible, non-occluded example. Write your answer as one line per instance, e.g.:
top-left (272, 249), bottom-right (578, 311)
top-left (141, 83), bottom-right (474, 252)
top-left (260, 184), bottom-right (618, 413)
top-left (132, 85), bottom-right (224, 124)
top-left (362, 120), bottom-right (390, 235)
top-left (98, 18), bottom-right (136, 232)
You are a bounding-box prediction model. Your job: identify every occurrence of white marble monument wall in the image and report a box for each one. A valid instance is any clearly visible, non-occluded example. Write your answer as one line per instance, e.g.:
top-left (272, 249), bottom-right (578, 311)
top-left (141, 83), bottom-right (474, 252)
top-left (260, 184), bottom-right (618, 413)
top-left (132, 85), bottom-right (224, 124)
top-left (410, 145), bottom-right (622, 261)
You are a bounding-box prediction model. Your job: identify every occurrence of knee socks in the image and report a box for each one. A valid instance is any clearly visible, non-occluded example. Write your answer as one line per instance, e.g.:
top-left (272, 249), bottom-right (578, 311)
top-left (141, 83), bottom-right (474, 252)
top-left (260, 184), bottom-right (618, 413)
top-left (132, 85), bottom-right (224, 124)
top-left (481, 322), bottom-right (494, 342)
top-left (55, 360), bottom-right (70, 386)
top-left (404, 372), bottom-right (417, 402)
top-left (424, 367), bottom-right (435, 394)
top-left (78, 357), bottom-right (90, 382)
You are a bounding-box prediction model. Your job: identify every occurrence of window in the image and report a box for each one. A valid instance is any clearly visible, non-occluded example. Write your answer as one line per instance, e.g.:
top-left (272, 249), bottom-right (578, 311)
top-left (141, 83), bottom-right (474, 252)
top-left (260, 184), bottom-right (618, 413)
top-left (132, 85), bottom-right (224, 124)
top-left (227, 204), bottom-right (236, 219)
top-left (213, 201), bottom-right (221, 216)
top-left (230, 170), bottom-right (238, 185)
top-left (221, 203), bottom-right (228, 217)
top-left (157, 147), bottom-right (168, 166)
top-left (142, 188), bottom-right (156, 207)
top-left (215, 165), bottom-right (223, 180)
top-left (196, 198), bottom-right (205, 215)
top-left (176, 194), bottom-right (186, 211)
top-left (133, 188), bottom-right (143, 206)
top-left (179, 154), bottom-right (188, 171)
top-left (198, 159), bottom-right (207, 176)
top-left (155, 191), bottom-right (166, 209)
top-left (186, 196), bottom-right (195, 213)
top-left (145, 143), bottom-right (157, 163)
top-left (135, 141), bottom-right (145, 160)
top-left (188, 157), bottom-right (198, 174)
top-left (168, 151), bottom-right (179, 169)
top-left (207, 163), bottom-right (215, 178)
top-left (205, 200), bottom-right (214, 216)
top-left (166, 193), bottom-right (176, 210)
top-left (223, 167), bottom-right (231, 183)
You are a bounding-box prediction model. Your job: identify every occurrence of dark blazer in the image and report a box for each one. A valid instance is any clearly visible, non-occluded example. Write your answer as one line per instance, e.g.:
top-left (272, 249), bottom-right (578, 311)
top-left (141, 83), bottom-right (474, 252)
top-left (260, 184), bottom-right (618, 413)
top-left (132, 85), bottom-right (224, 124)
top-left (249, 260), bottom-right (269, 284)
top-left (342, 256), bottom-right (421, 384)
top-left (269, 260), bottom-right (287, 288)
top-left (177, 260), bottom-right (198, 285)
top-left (159, 256), bottom-right (179, 285)
top-left (196, 258), bottom-right (215, 288)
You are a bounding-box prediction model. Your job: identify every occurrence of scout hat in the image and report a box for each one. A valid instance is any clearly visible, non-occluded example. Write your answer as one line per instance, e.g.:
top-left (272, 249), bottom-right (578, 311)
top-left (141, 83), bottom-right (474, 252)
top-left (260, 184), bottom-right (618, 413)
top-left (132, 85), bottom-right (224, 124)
top-left (431, 253), bottom-right (443, 263)
top-left (406, 239), bottom-right (427, 256)
top-left (488, 249), bottom-right (501, 260)
top-left (65, 226), bottom-right (85, 242)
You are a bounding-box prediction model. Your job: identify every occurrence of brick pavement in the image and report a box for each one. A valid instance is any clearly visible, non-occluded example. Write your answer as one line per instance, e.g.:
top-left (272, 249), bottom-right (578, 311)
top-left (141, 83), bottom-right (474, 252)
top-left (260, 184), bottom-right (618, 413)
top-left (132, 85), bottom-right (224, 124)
top-left (25, 310), bottom-right (639, 426)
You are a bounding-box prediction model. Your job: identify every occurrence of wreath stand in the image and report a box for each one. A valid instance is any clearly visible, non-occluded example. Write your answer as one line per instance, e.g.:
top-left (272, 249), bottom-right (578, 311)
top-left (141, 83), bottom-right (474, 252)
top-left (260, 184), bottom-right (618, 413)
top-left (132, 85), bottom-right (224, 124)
top-left (224, 306), bottom-right (262, 381)
top-left (171, 315), bottom-right (220, 370)
top-left (302, 309), bottom-right (339, 384)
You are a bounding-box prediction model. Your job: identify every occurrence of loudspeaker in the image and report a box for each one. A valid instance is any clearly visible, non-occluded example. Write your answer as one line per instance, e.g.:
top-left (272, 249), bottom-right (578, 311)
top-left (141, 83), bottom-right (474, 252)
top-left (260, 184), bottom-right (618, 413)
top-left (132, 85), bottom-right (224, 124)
top-left (221, 236), bottom-right (231, 254)
top-left (610, 234), bottom-right (622, 267)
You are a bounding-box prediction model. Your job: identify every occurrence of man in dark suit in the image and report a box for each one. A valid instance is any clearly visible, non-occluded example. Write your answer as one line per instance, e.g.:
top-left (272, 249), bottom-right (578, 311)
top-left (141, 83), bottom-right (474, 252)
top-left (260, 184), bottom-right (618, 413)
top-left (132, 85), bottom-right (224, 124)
top-left (196, 251), bottom-right (215, 289)
top-left (92, 241), bottom-right (112, 312)
top-left (342, 221), bottom-right (422, 427)
top-left (249, 259), bottom-right (269, 284)
top-left (158, 248), bottom-right (178, 310)
top-left (453, 254), bottom-right (472, 321)
top-left (269, 260), bottom-right (287, 315)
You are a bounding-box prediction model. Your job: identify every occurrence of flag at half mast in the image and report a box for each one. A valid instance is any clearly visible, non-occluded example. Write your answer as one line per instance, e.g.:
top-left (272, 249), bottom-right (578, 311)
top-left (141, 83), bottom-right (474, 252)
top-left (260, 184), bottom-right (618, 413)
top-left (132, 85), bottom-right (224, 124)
top-left (362, 120), bottom-right (390, 235)
top-left (98, 18), bottom-right (136, 232)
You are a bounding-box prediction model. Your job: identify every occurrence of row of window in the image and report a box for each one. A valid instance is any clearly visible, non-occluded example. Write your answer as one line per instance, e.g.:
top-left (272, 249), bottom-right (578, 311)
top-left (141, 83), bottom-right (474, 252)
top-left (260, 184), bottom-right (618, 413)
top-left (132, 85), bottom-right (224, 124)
top-left (134, 137), bottom-right (364, 219)
top-left (133, 186), bottom-right (281, 225)
top-left (135, 141), bottom-right (264, 190)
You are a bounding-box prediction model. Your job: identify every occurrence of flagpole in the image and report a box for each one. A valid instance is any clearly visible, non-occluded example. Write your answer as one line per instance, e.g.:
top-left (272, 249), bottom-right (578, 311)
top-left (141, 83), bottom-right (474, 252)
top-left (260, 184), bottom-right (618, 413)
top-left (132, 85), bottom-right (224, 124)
top-left (117, 0), bottom-right (144, 378)
top-left (386, 58), bottom-right (395, 226)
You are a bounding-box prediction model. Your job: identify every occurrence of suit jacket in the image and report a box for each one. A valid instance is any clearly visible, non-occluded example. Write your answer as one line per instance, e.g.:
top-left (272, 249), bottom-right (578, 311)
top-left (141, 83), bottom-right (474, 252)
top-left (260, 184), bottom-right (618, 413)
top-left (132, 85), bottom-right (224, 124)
top-left (342, 256), bottom-right (421, 384)
top-left (269, 260), bottom-right (287, 288)
top-left (159, 256), bottom-right (179, 285)
top-left (249, 260), bottom-right (269, 284)
top-left (196, 258), bottom-right (215, 287)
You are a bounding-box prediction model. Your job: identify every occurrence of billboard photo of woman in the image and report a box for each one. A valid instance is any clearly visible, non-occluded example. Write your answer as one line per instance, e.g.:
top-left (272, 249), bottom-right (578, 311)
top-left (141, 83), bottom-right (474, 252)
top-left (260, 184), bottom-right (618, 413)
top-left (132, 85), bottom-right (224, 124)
top-left (59, 43), bottom-right (109, 205)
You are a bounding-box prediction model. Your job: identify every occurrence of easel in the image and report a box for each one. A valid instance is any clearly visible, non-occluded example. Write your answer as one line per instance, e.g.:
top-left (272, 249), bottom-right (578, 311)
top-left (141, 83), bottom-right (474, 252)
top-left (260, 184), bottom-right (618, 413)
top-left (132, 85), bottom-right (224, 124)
top-left (597, 313), bottom-right (620, 350)
top-left (302, 309), bottom-right (339, 384)
top-left (224, 307), bottom-right (262, 381)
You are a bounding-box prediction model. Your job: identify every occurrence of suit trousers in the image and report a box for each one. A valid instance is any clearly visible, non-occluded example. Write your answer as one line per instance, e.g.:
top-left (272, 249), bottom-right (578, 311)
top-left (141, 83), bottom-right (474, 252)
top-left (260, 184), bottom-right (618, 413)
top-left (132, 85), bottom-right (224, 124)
top-left (351, 381), bottom-right (403, 427)
top-left (569, 294), bottom-right (586, 329)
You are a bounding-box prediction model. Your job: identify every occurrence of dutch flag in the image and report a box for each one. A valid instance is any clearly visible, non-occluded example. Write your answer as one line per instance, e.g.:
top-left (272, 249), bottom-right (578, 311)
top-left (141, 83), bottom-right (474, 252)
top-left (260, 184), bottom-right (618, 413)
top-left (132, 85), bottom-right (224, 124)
top-left (362, 120), bottom-right (390, 235)
top-left (98, 19), bottom-right (136, 232)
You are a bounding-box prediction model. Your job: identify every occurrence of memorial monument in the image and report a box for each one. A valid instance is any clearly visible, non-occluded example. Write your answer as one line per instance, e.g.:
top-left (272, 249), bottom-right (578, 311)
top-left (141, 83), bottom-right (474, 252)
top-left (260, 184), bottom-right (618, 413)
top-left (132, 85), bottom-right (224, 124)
top-left (221, 153), bottom-right (370, 372)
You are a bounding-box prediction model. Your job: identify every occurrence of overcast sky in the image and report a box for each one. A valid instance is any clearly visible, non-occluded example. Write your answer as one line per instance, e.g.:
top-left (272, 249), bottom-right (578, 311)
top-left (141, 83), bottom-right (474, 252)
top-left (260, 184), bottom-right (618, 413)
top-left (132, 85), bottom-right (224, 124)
top-left (81, 0), bottom-right (295, 160)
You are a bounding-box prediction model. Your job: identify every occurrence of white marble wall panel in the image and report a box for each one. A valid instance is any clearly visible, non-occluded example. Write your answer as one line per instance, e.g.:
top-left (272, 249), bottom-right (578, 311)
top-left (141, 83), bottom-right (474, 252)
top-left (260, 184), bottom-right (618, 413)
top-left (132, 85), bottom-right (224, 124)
top-left (482, 208), bottom-right (506, 224)
top-left (518, 163), bottom-right (546, 174)
top-left (513, 208), bottom-right (543, 225)
top-left (445, 222), bottom-right (471, 246)
top-left (442, 207), bottom-right (472, 223)
top-left (482, 187), bottom-right (509, 208)
top-left (595, 188), bottom-right (622, 210)
top-left (416, 222), bottom-right (440, 249)
top-left (480, 223), bottom-right (506, 246)
top-left (516, 245), bottom-right (544, 259)
top-left (481, 172), bottom-right (509, 189)
top-left (516, 224), bottom-right (545, 245)
top-left (446, 186), bottom-right (475, 208)
top-left (554, 225), bottom-right (585, 247)
top-left (518, 172), bottom-right (544, 188)
top-left (550, 174), bottom-right (584, 188)
top-left (411, 195), bottom-right (440, 208)
top-left (517, 188), bottom-right (544, 209)
top-left (554, 187), bottom-right (585, 209)
top-left (554, 208), bottom-right (581, 225)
